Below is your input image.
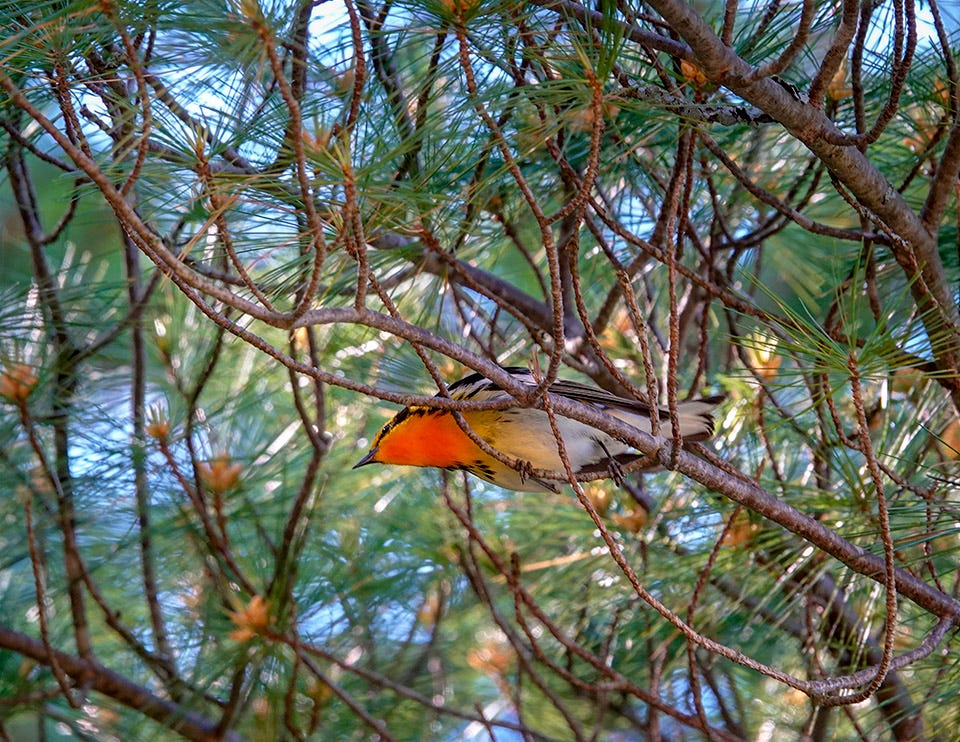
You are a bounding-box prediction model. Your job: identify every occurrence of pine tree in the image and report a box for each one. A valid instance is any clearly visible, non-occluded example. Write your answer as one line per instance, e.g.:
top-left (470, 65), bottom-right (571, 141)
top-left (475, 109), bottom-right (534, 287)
top-left (1, 1), bottom-right (958, 738)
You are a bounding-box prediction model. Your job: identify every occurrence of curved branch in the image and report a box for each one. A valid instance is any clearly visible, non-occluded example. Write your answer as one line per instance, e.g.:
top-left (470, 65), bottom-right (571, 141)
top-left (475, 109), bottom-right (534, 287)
top-left (637, 0), bottom-right (960, 408)
top-left (0, 626), bottom-right (243, 742)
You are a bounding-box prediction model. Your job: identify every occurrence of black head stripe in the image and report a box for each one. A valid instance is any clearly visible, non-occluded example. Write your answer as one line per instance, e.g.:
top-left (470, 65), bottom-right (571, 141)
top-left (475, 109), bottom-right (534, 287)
top-left (372, 405), bottom-right (432, 445)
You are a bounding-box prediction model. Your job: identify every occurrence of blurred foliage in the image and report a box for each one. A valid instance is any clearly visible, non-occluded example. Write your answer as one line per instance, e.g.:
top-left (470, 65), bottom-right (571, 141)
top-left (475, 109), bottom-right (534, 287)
top-left (1, 0), bottom-right (959, 740)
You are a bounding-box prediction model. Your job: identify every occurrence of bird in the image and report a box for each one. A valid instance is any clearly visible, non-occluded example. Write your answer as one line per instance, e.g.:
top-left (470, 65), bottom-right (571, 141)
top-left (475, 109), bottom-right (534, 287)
top-left (354, 366), bottom-right (723, 492)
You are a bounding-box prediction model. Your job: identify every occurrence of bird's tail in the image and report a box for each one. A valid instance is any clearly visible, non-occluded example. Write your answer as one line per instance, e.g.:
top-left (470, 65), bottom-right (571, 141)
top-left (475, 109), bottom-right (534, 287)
top-left (670, 395), bottom-right (724, 441)
top-left (610, 395), bottom-right (723, 441)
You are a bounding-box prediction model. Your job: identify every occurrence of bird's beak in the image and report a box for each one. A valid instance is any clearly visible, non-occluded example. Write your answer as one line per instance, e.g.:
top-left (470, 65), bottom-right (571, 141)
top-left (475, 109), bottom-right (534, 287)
top-left (353, 448), bottom-right (379, 469)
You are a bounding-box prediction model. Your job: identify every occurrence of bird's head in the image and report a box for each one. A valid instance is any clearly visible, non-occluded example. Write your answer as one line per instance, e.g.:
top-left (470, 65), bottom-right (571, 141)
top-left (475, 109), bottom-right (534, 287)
top-left (354, 406), bottom-right (478, 470)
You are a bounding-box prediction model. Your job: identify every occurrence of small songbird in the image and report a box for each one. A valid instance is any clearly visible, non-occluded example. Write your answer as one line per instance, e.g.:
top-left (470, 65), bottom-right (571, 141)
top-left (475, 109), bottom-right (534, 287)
top-left (354, 367), bottom-right (722, 492)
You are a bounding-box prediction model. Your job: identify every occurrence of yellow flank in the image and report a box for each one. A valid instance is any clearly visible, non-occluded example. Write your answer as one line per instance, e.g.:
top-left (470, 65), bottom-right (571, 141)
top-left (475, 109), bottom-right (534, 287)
top-left (372, 407), bottom-right (489, 469)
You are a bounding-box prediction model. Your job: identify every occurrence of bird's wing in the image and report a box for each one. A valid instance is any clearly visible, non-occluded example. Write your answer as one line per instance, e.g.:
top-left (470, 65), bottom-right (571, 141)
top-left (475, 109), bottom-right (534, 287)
top-left (447, 367), bottom-right (722, 426)
top-left (546, 378), bottom-right (659, 415)
top-left (446, 366), bottom-right (533, 400)
top-left (549, 379), bottom-right (723, 441)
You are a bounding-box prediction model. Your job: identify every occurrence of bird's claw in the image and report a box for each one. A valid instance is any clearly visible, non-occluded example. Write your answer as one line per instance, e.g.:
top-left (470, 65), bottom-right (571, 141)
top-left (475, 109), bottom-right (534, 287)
top-left (607, 459), bottom-right (625, 488)
top-left (516, 459), bottom-right (535, 484)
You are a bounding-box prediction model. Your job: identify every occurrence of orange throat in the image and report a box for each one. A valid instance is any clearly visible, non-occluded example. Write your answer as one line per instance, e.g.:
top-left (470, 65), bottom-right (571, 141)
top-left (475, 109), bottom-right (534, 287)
top-left (375, 409), bottom-right (483, 469)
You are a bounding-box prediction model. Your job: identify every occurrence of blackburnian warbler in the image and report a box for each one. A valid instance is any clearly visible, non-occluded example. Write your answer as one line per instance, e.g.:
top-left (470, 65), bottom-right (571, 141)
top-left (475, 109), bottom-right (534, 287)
top-left (354, 367), bottom-right (722, 492)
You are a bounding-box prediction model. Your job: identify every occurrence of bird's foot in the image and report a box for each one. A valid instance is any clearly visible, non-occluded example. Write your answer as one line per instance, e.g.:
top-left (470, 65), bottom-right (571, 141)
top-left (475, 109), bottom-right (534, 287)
top-left (516, 459), bottom-right (536, 485)
top-left (597, 440), bottom-right (626, 487)
top-left (607, 458), bottom-right (625, 488)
